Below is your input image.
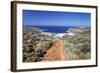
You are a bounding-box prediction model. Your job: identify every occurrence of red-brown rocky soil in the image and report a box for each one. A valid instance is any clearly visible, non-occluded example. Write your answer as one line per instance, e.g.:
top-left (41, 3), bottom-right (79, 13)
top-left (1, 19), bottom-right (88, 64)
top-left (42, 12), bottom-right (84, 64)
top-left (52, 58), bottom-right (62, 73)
top-left (43, 37), bottom-right (69, 61)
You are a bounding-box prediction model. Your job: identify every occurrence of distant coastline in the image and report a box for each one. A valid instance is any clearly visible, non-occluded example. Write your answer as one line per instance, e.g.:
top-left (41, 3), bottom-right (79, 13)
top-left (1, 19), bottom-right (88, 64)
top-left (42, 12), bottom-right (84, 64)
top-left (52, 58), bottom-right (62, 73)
top-left (24, 25), bottom-right (90, 33)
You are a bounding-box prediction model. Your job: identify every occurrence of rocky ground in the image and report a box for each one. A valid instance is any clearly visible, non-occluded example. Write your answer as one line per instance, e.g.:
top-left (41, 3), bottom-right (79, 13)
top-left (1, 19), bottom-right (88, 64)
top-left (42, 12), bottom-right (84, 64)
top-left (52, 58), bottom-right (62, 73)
top-left (43, 38), bottom-right (69, 61)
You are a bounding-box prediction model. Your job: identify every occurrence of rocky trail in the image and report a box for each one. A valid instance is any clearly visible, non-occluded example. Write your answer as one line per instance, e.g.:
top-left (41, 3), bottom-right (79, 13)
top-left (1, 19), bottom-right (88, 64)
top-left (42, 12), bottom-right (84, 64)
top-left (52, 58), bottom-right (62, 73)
top-left (43, 37), bottom-right (69, 61)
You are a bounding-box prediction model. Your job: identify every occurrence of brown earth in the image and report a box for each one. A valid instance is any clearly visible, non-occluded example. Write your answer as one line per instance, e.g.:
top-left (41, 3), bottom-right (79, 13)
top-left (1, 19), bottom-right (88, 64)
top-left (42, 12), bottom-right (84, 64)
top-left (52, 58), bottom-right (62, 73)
top-left (42, 37), bottom-right (69, 61)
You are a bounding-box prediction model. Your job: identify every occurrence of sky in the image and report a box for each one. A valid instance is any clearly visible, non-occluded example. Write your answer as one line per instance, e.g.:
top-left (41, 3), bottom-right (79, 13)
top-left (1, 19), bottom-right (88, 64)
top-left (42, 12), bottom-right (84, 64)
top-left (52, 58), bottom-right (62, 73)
top-left (23, 10), bottom-right (91, 27)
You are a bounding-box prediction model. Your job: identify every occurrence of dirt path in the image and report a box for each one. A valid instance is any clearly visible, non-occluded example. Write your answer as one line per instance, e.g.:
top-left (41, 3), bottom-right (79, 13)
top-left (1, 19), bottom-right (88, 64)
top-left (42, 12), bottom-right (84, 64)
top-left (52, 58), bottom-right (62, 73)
top-left (43, 37), bottom-right (68, 61)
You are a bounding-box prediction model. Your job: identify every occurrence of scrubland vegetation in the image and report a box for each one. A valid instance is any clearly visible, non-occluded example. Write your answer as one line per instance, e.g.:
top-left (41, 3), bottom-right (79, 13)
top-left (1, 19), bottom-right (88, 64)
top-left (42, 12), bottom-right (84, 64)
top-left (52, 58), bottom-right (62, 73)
top-left (23, 27), bottom-right (91, 62)
top-left (62, 30), bottom-right (91, 60)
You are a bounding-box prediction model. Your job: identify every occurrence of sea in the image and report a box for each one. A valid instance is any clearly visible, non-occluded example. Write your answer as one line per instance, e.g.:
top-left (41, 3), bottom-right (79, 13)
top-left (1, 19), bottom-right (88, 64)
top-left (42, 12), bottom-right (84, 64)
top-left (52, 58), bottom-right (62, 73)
top-left (25, 25), bottom-right (90, 33)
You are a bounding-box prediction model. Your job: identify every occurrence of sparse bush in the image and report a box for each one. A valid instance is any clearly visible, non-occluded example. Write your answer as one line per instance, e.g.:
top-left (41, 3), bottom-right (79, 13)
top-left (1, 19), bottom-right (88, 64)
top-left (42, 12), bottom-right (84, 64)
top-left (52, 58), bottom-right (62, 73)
top-left (62, 30), bottom-right (91, 60)
top-left (23, 27), bottom-right (56, 62)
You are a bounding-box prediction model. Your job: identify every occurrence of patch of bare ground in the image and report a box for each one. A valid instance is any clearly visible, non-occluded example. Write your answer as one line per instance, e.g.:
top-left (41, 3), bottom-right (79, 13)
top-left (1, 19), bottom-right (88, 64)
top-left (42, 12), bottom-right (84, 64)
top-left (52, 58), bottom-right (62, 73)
top-left (43, 37), bottom-right (69, 61)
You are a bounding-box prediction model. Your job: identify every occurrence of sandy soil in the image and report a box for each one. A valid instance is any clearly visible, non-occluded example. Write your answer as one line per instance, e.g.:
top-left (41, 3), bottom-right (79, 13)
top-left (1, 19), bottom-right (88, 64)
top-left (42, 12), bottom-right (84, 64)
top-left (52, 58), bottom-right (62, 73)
top-left (43, 37), bottom-right (69, 61)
